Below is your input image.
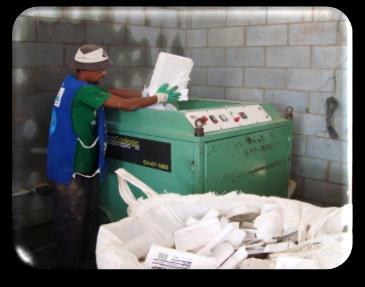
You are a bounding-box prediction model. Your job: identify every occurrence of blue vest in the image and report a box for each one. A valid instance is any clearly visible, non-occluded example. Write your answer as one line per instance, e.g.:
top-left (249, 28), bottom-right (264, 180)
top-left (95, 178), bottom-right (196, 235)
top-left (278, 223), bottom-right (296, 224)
top-left (47, 75), bottom-right (107, 184)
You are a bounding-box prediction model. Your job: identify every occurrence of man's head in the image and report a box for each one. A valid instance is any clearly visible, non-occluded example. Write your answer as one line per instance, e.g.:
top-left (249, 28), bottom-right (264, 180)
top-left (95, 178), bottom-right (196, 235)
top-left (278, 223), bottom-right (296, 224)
top-left (71, 44), bottom-right (113, 84)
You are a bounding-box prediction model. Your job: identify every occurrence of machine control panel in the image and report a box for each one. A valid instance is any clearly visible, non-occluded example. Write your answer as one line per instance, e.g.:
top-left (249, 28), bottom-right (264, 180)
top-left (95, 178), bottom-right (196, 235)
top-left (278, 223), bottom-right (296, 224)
top-left (183, 104), bottom-right (272, 133)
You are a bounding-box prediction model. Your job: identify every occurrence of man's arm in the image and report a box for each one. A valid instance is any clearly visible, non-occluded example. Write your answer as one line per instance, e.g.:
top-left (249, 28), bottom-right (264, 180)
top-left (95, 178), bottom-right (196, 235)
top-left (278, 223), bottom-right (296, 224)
top-left (104, 94), bottom-right (158, 111)
top-left (108, 88), bottom-right (141, 99)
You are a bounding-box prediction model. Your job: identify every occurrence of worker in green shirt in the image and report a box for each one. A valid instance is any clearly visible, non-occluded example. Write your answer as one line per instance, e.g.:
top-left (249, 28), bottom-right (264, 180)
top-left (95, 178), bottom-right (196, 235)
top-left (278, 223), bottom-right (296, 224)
top-left (47, 44), bottom-right (180, 269)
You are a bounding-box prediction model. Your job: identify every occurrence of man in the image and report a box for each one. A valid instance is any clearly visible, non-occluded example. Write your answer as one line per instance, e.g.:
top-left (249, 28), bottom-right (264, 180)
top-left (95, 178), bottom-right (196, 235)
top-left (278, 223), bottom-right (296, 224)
top-left (47, 44), bottom-right (180, 269)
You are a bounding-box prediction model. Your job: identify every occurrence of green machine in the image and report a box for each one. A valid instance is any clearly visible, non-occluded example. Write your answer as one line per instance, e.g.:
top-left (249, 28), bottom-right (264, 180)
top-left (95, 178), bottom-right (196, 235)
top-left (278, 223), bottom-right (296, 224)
top-left (97, 99), bottom-right (292, 223)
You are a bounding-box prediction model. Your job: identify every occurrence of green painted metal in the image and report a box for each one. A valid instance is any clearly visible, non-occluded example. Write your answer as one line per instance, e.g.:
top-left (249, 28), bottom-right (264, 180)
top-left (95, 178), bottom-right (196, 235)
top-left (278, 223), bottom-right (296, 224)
top-left (98, 99), bottom-right (292, 222)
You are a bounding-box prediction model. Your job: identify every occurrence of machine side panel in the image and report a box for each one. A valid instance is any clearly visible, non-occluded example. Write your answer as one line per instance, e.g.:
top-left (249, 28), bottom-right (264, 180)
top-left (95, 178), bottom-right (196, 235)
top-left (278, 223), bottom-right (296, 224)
top-left (98, 132), bottom-right (195, 220)
top-left (204, 125), bottom-right (291, 197)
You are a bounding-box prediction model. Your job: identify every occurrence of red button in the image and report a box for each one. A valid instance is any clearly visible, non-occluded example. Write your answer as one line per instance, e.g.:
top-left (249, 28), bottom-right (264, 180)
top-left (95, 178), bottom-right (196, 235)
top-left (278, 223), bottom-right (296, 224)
top-left (234, 116), bottom-right (240, 122)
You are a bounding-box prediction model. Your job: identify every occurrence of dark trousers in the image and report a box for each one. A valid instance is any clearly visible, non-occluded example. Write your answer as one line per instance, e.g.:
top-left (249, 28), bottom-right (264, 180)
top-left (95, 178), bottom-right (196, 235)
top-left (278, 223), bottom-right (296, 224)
top-left (51, 175), bottom-right (99, 269)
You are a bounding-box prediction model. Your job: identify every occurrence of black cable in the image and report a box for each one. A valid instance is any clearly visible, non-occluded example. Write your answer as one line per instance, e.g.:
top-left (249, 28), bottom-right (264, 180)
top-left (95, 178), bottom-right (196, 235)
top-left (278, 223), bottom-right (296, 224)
top-left (326, 97), bottom-right (339, 140)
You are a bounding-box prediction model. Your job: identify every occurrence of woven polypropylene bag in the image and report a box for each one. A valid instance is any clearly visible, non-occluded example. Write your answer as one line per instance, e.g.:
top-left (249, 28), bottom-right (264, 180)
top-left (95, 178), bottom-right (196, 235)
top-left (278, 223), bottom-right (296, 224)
top-left (95, 168), bottom-right (352, 269)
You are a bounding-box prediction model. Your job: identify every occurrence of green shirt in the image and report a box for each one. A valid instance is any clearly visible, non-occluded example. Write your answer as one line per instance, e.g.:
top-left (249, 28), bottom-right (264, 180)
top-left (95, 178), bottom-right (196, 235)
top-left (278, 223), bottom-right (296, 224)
top-left (72, 85), bottom-right (111, 175)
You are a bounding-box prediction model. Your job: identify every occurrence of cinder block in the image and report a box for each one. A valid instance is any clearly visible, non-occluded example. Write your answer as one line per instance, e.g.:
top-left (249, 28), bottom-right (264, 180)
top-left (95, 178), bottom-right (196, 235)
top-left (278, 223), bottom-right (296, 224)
top-left (145, 48), bottom-right (171, 66)
top-left (126, 25), bottom-right (161, 47)
top-left (13, 43), bottom-right (63, 67)
top-left (110, 7), bottom-right (145, 25)
top-left (264, 90), bottom-right (309, 113)
top-left (226, 48), bottom-right (264, 67)
top-left (109, 46), bottom-right (145, 66)
top-left (313, 7), bottom-right (343, 21)
top-left (14, 92), bottom-right (55, 118)
top-left (12, 68), bottom-right (36, 93)
top-left (86, 22), bottom-right (125, 45)
top-left (208, 27), bottom-right (244, 47)
top-left (63, 7), bottom-right (109, 22)
top-left (13, 16), bottom-right (36, 41)
top-left (161, 28), bottom-right (186, 48)
top-left (312, 47), bottom-right (347, 69)
top-left (226, 7), bottom-right (266, 26)
top-left (35, 67), bottom-right (69, 92)
top-left (303, 179), bottom-right (349, 206)
top-left (306, 136), bottom-right (347, 162)
top-left (190, 67), bottom-right (207, 85)
top-left (294, 111), bottom-right (348, 141)
top-left (267, 7), bottom-right (312, 24)
top-left (177, 11), bottom-right (189, 28)
top-left (329, 161), bottom-right (349, 185)
top-left (245, 68), bottom-right (286, 89)
top-left (292, 156), bottom-right (329, 180)
top-left (187, 29), bottom-right (207, 48)
top-left (124, 68), bottom-right (152, 89)
top-left (207, 68), bottom-right (243, 87)
top-left (190, 86), bottom-right (225, 99)
top-left (292, 135), bottom-right (306, 156)
top-left (190, 9), bottom-right (226, 28)
top-left (335, 69), bottom-right (349, 95)
top-left (246, 25), bottom-right (287, 46)
top-left (293, 113), bottom-right (329, 137)
top-left (289, 22), bottom-right (337, 45)
top-left (12, 152), bottom-right (48, 191)
top-left (190, 48), bottom-right (225, 66)
top-left (37, 18), bottom-right (85, 43)
top-left (310, 92), bottom-right (347, 116)
top-left (290, 176), bottom-right (304, 198)
top-left (333, 116), bottom-right (348, 141)
top-left (13, 116), bottom-right (50, 144)
top-left (225, 88), bottom-right (264, 102)
top-left (337, 21), bottom-right (350, 44)
top-left (267, 47), bottom-right (310, 67)
top-left (287, 69), bottom-right (334, 92)
top-left (21, 7), bottom-right (63, 18)
top-left (146, 8), bottom-right (178, 27)
top-left (99, 67), bottom-right (126, 89)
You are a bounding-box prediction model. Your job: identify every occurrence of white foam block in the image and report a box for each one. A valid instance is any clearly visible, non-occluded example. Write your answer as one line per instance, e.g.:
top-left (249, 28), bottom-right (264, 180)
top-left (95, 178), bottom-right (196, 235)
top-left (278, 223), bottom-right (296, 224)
top-left (148, 52), bottom-right (193, 101)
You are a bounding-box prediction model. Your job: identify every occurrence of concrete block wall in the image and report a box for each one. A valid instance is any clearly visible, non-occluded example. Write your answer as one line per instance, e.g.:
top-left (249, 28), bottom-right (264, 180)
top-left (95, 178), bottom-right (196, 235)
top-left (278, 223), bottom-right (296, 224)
top-left (184, 7), bottom-right (351, 206)
top-left (12, 7), bottom-right (188, 191)
top-left (12, 7), bottom-right (351, 207)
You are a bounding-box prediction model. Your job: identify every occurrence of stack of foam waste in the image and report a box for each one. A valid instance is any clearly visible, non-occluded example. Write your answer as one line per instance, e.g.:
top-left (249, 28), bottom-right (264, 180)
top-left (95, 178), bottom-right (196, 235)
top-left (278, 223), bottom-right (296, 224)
top-left (141, 203), bottom-right (345, 269)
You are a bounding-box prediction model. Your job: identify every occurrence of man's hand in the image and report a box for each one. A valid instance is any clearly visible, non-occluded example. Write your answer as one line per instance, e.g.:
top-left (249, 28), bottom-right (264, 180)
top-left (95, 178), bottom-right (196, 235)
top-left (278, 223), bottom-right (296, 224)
top-left (155, 83), bottom-right (181, 104)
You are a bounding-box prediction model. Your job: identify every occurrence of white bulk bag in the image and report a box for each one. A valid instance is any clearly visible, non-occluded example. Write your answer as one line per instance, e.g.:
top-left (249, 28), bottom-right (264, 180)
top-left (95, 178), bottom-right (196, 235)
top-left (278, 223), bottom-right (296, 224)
top-left (96, 168), bottom-right (352, 269)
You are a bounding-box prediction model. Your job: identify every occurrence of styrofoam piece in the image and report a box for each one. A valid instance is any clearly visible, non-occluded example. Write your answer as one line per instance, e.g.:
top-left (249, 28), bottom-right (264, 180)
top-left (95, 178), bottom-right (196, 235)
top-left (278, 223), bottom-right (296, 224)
top-left (230, 222), bottom-right (240, 229)
top-left (223, 229), bottom-right (247, 247)
top-left (240, 222), bottom-right (256, 229)
top-left (261, 203), bottom-right (281, 214)
top-left (185, 217), bottom-right (198, 226)
top-left (263, 241), bottom-right (296, 253)
top-left (147, 103), bottom-right (178, 111)
top-left (174, 218), bottom-right (222, 251)
top-left (241, 229), bottom-right (257, 242)
top-left (225, 205), bottom-right (260, 222)
top-left (239, 258), bottom-right (276, 269)
top-left (144, 244), bottom-right (217, 269)
top-left (288, 179), bottom-right (297, 198)
top-left (197, 223), bottom-right (235, 256)
top-left (200, 208), bottom-right (220, 221)
top-left (211, 243), bottom-right (235, 268)
top-left (246, 248), bottom-right (265, 256)
top-left (254, 209), bottom-right (283, 241)
top-left (219, 246), bottom-right (248, 269)
top-left (147, 52), bottom-right (193, 102)
top-left (275, 256), bottom-right (318, 269)
top-left (219, 216), bottom-right (230, 227)
top-left (179, 89), bottom-right (189, 101)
